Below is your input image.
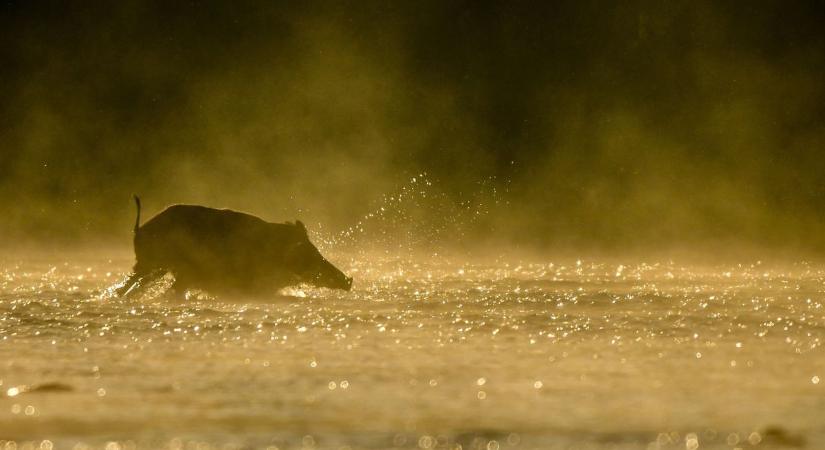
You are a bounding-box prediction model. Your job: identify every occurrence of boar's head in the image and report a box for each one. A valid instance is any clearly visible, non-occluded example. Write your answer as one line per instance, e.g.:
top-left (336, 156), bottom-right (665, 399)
top-left (284, 221), bottom-right (352, 291)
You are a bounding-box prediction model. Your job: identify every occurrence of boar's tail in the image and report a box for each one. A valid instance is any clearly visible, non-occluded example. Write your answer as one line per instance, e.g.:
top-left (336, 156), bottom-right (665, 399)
top-left (133, 195), bottom-right (142, 234)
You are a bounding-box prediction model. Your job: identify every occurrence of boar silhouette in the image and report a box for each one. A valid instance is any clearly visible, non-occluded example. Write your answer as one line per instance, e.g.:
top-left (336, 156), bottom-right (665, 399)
top-left (117, 196), bottom-right (352, 297)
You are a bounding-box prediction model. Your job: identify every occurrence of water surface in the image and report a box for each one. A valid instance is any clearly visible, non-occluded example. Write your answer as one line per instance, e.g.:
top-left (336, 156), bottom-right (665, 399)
top-left (1, 254), bottom-right (824, 449)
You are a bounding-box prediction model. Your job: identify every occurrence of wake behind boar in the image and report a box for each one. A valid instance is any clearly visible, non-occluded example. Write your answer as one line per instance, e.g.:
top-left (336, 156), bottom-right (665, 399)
top-left (117, 196), bottom-right (352, 297)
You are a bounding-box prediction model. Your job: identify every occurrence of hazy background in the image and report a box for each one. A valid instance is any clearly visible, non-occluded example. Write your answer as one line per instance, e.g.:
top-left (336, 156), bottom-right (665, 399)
top-left (1, 0), bottom-right (824, 255)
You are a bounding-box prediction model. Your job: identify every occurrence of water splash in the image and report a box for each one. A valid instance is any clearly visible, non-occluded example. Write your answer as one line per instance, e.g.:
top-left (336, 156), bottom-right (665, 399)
top-left (315, 172), bottom-right (507, 253)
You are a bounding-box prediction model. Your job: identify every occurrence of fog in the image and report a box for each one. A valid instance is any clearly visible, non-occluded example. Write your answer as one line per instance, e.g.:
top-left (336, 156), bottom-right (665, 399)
top-left (2, 0), bottom-right (824, 256)
top-left (4, 4), bottom-right (825, 448)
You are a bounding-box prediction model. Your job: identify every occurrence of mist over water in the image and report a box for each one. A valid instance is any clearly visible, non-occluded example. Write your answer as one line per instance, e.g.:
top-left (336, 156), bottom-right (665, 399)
top-left (1, 0), bottom-right (824, 253)
top-left (2, 1), bottom-right (825, 449)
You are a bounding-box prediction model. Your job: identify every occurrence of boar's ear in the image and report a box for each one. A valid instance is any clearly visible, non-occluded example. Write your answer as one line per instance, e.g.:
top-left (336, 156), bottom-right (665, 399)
top-left (295, 220), bottom-right (307, 235)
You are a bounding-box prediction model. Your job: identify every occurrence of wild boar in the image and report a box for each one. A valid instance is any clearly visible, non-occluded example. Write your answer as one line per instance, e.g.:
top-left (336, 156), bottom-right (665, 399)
top-left (117, 196), bottom-right (352, 297)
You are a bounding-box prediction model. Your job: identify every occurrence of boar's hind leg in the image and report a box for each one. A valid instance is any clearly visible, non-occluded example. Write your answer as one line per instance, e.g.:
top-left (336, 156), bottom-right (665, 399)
top-left (115, 272), bottom-right (142, 297)
top-left (116, 266), bottom-right (164, 297)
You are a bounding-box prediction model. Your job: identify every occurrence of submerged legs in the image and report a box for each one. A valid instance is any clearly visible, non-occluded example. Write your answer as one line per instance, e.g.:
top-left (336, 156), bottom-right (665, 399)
top-left (170, 274), bottom-right (191, 300)
top-left (115, 268), bottom-right (165, 297)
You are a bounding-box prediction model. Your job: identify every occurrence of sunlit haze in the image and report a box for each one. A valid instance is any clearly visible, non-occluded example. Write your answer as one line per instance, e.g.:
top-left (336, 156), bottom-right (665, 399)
top-left (1, 1), bottom-right (824, 449)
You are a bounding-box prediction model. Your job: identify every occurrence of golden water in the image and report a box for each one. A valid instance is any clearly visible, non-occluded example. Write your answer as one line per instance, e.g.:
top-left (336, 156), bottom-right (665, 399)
top-left (1, 254), bottom-right (823, 449)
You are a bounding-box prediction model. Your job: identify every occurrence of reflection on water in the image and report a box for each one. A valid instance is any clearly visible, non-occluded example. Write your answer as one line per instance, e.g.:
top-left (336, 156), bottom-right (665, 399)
top-left (1, 255), bottom-right (824, 449)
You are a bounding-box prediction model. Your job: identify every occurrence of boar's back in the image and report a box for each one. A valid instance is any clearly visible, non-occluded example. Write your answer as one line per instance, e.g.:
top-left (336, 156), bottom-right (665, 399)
top-left (135, 205), bottom-right (301, 283)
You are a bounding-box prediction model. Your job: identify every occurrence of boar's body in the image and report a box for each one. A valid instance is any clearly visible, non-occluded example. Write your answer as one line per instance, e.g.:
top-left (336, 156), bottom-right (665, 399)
top-left (118, 198), bottom-right (352, 296)
top-left (135, 205), bottom-right (297, 291)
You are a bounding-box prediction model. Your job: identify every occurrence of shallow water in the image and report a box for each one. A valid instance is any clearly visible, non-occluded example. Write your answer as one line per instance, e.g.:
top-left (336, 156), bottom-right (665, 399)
top-left (1, 254), bottom-right (824, 449)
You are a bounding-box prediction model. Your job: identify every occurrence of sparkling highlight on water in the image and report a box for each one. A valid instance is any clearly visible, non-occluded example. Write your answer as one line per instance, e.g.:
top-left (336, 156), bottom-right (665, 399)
top-left (0, 257), bottom-right (822, 448)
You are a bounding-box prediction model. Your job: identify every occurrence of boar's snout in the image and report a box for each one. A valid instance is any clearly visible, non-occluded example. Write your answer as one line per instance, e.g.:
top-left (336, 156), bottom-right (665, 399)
top-left (314, 258), bottom-right (353, 291)
top-left (284, 233), bottom-right (352, 291)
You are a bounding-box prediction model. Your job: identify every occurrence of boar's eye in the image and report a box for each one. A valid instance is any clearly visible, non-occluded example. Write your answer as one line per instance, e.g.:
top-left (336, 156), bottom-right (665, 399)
top-left (285, 240), bottom-right (317, 268)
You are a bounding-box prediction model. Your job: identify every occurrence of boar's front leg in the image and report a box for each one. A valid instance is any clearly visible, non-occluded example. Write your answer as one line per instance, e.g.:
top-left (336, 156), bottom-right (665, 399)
top-left (170, 274), bottom-right (191, 300)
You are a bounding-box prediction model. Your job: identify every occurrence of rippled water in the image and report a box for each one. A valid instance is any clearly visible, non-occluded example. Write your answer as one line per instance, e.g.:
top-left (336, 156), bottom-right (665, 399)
top-left (1, 253), bottom-right (824, 449)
